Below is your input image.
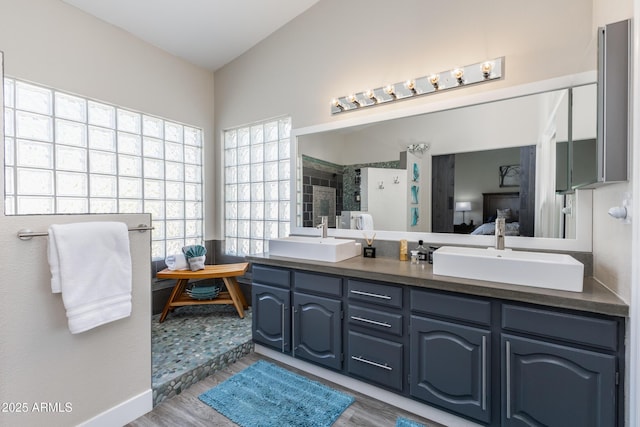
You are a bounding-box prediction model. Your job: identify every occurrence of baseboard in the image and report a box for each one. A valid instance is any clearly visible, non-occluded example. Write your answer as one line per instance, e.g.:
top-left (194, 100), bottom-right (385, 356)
top-left (78, 389), bottom-right (153, 427)
top-left (255, 345), bottom-right (481, 427)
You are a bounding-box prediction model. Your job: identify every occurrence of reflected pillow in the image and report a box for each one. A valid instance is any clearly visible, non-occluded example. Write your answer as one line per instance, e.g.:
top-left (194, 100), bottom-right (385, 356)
top-left (496, 208), bottom-right (513, 222)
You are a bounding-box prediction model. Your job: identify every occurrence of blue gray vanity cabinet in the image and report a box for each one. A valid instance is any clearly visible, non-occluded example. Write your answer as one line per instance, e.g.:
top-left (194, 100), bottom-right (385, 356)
top-left (251, 266), bottom-right (291, 352)
top-left (409, 289), bottom-right (492, 424)
top-left (346, 280), bottom-right (405, 391)
top-left (501, 304), bottom-right (621, 426)
top-left (250, 261), bottom-right (625, 427)
top-left (292, 272), bottom-right (343, 370)
top-left (252, 266), bottom-right (343, 370)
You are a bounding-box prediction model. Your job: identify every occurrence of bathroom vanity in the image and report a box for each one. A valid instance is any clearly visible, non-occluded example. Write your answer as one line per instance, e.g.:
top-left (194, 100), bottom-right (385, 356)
top-left (247, 254), bottom-right (627, 427)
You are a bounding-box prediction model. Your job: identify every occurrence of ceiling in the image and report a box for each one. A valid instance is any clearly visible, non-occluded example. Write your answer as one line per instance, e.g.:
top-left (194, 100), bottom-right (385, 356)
top-left (62, 0), bottom-right (321, 71)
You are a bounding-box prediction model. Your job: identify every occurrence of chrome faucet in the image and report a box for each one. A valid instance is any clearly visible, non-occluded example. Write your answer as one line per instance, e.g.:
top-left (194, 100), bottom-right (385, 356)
top-left (495, 217), bottom-right (506, 250)
top-left (316, 216), bottom-right (328, 238)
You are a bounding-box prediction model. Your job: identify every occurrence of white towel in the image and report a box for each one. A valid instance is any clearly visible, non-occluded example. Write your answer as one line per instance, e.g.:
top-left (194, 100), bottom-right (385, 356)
top-left (165, 253), bottom-right (189, 270)
top-left (47, 222), bottom-right (132, 334)
top-left (356, 214), bottom-right (375, 230)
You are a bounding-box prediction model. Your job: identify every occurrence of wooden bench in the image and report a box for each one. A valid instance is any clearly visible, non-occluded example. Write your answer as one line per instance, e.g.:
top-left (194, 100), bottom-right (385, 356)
top-left (157, 262), bottom-right (249, 323)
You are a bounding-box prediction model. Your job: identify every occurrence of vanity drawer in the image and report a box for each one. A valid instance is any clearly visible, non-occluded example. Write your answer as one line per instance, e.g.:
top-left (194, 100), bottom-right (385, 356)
top-left (411, 289), bottom-right (491, 326)
top-left (347, 331), bottom-right (403, 391)
top-left (294, 271), bottom-right (342, 297)
top-left (348, 305), bottom-right (403, 336)
top-left (252, 265), bottom-right (290, 288)
top-left (502, 304), bottom-right (618, 351)
top-left (347, 280), bottom-right (403, 308)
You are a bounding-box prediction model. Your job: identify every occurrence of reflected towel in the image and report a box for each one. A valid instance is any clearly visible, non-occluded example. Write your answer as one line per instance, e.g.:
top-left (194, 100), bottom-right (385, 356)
top-left (48, 222), bottom-right (132, 334)
top-left (165, 253), bottom-right (189, 270)
top-left (356, 214), bottom-right (374, 230)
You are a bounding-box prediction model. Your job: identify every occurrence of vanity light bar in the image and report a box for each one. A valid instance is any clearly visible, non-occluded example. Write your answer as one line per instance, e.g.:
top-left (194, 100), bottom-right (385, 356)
top-left (330, 57), bottom-right (504, 115)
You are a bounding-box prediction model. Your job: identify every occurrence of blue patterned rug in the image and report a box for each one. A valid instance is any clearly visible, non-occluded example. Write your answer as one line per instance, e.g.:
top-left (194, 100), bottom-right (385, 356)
top-left (396, 416), bottom-right (426, 427)
top-left (199, 360), bottom-right (355, 426)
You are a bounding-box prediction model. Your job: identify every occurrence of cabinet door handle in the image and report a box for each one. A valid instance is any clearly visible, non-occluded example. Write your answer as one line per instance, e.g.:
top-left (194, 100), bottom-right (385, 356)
top-left (350, 289), bottom-right (392, 300)
top-left (482, 335), bottom-right (487, 411)
top-left (281, 304), bottom-right (286, 353)
top-left (351, 355), bottom-right (393, 371)
top-left (506, 340), bottom-right (512, 419)
top-left (292, 307), bottom-right (297, 352)
top-left (350, 316), bottom-right (391, 328)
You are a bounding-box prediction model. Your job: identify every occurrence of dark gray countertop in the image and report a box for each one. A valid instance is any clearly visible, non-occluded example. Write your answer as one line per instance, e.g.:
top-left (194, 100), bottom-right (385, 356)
top-left (246, 254), bottom-right (629, 317)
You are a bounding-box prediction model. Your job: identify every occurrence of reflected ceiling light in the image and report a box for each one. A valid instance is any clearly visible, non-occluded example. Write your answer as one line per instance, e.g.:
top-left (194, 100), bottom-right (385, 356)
top-left (330, 57), bottom-right (504, 115)
top-left (407, 143), bottom-right (430, 155)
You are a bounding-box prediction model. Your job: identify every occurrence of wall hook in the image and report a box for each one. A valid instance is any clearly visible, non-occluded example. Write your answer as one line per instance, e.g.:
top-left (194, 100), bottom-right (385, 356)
top-left (608, 194), bottom-right (632, 224)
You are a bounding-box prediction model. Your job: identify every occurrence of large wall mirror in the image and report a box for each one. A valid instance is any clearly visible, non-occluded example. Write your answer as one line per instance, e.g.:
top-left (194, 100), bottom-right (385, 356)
top-left (291, 73), bottom-right (596, 252)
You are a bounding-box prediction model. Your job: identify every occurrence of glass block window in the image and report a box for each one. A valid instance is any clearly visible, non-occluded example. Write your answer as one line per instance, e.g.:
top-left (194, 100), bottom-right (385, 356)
top-left (224, 117), bottom-right (291, 256)
top-left (3, 78), bottom-right (204, 260)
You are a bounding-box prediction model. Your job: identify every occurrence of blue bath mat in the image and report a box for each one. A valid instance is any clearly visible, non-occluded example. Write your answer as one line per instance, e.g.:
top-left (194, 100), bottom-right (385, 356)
top-left (199, 360), bottom-right (355, 426)
top-left (396, 416), bottom-right (426, 427)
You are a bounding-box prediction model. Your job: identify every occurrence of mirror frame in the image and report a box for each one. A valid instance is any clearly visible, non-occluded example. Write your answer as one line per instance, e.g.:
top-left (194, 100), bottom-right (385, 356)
top-left (290, 71), bottom-right (596, 252)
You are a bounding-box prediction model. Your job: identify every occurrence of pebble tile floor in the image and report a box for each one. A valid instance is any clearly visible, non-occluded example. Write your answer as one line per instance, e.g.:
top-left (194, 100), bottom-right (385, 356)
top-left (151, 304), bottom-right (254, 406)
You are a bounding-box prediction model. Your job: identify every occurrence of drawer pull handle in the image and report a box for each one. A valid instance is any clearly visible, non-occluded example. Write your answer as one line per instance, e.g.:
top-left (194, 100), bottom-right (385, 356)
top-left (351, 355), bottom-right (393, 371)
top-left (350, 290), bottom-right (392, 300)
top-left (350, 316), bottom-right (391, 328)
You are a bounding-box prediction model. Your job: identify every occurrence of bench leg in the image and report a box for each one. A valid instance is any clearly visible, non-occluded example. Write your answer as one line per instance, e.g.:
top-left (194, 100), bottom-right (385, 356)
top-left (159, 278), bottom-right (189, 323)
top-left (222, 276), bottom-right (245, 319)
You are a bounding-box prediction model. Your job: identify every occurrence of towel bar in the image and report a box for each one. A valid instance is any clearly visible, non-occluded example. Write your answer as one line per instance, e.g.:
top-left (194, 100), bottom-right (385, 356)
top-left (16, 224), bottom-right (154, 240)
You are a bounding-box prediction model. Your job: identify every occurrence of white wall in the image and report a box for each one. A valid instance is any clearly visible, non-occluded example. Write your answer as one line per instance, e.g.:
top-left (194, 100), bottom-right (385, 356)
top-left (0, 0), bottom-right (213, 424)
top-left (0, 213), bottom-right (151, 427)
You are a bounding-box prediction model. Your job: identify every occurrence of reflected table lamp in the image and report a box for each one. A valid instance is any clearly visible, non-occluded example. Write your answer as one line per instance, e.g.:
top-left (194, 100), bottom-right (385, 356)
top-left (455, 201), bottom-right (471, 225)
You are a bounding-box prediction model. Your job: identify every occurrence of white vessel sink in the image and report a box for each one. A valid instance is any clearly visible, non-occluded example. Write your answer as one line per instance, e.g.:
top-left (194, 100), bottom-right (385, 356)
top-left (432, 246), bottom-right (584, 292)
top-left (268, 236), bottom-right (361, 263)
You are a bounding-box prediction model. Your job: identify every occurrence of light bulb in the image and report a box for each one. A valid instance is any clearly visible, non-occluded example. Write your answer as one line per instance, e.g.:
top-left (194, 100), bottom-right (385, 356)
top-left (331, 98), bottom-right (344, 111)
top-left (452, 68), bottom-right (464, 84)
top-left (405, 80), bottom-right (417, 95)
top-left (365, 89), bottom-right (378, 103)
top-left (481, 61), bottom-right (494, 78)
top-left (429, 74), bottom-right (440, 89)
top-left (384, 84), bottom-right (397, 99)
top-left (348, 94), bottom-right (360, 106)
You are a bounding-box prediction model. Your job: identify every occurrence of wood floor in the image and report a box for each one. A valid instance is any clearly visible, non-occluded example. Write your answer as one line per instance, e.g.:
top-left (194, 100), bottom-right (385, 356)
top-left (128, 352), bottom-right (444, 427)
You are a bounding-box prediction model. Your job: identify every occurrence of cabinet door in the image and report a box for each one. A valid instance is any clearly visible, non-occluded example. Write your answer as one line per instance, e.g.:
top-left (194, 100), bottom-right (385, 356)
top-left (410, 315), bottom-right (491, 423)
top-left (252, 283), bottom-right (290, 353)
top-left (293, 292), bottom-right (342, 370)
top-left (502, 334), bottom-right (617, 427)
